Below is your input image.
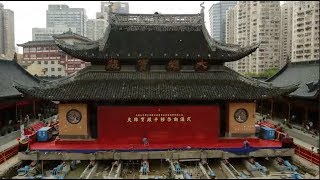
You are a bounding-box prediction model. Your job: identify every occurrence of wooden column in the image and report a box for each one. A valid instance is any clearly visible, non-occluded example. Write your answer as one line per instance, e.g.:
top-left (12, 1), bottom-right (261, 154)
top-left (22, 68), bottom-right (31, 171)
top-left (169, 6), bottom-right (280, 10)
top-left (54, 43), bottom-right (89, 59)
top-left (270, 99), bottom-right (274, 119)
top-left (288, 102), bottom-right (291, 122)
top-left (33, 100), bottom-right (36, 119)
top-left (260, 100), bottom-right (263, 115)
top-left (303, 107), bottom-right (308, 127)
top-left (15, 102), bottom-right (18, 122)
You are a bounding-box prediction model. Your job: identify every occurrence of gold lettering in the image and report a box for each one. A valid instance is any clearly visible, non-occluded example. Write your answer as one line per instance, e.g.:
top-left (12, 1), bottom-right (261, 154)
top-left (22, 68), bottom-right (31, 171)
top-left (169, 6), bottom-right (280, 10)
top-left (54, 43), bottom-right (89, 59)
top-left (134, 117), bottom-right (139, 122)
top-left (154, 117), bottom-right (158, 122)
top-left (127, 117), bottom-right (132, 123)
top-left (141, 117), bottom-right (145, 122)
top-left (161, 117), bottom-right (165, 122)
top-left (174, 117), bottom-right (179, 122)
top-left (147, 117), bottom-right (152, 122)
top-left (167, 117), bottom-right (172, 122)
top-left (187, 117), bottom-right (191, 122)
top-left (180, 117), bottom-right (185, 122)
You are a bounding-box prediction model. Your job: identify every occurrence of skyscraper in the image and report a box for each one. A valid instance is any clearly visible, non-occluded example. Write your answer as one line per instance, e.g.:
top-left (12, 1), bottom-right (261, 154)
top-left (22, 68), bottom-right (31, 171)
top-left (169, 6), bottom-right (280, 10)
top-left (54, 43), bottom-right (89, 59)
top-left (280, 2), bottom-right (293, 67)
top-left (90, 2), bottom-right (129, 41)
top-left (46, 4), bottom-right (87, 36)
top-left (209, 1), bottom-right (236, 42)
top-left (225, 1), bottom-right (281, 74)
top-left (32, 27), bottom-right (77, 41)
top-left (86, 18), bottom-right (108, 41)
top-left (0, 3), bottom-right (15, 59)
top-left (111, 2), bottom-right (129, 14)
top-left (291, 1), bottom-right (319, 62)
top-left (97, 1), bottom-right (129, 20)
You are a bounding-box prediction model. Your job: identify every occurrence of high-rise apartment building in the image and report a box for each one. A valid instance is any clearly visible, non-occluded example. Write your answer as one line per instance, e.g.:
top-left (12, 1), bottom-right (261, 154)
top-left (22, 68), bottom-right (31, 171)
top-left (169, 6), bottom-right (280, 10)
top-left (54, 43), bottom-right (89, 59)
top-left (225, 6), bottom-right (237, 70)
top-left (111, 1), bottom-right (129, 14)
top-left (46, 5), bottom-right (87, 36)
top-left (0, 3), bottom-right (15, 59)
top-left (280, 2), bottom-right (293, 67)
top-left (86, 18), bottom-right (108, 41)
top-left (32, 27), bottom-right (77, 41)
top-left (97, 1), bottom-right (129, 20)
top-left (90, 2), bottom-right (128, 41)
top-left (291, 1), bottom-right (319, 62)
top-left (225, 6), bottom-right (237, 44)
top-left (226, 1), bottom-right (281, 74)
top-left (209, 1), bottom-right (236, 42)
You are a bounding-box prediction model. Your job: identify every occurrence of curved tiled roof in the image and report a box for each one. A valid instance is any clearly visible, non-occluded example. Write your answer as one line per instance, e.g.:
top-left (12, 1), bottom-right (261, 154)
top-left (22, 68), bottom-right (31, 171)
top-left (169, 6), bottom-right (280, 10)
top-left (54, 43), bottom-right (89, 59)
top-left (52, 29), bottom-right (92, 42)
top-left (15, 65), bottom-right (298, 102)
top-left (54, 8), bottom-right (260, 65)
top-left (17, 40), bottom-right (56, 47)
top-left (267, 60), bottom-right (319, 99)
top-left (0, 59), bottom-right (40, 100)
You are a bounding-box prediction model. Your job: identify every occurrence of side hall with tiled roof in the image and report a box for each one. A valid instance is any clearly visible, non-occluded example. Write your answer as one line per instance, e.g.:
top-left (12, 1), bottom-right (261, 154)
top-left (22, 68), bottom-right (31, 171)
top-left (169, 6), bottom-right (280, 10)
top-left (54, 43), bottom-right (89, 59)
top-left (259, 59), bottom-right (319, 134)
top-left (0, 59), bottom-right (40, 100)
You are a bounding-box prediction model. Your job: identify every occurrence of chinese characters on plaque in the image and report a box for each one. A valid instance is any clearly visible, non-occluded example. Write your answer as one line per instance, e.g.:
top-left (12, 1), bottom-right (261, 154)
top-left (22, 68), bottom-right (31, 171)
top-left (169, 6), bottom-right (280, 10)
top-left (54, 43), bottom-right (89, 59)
top-left (127, 113), bottom-right (192, 123)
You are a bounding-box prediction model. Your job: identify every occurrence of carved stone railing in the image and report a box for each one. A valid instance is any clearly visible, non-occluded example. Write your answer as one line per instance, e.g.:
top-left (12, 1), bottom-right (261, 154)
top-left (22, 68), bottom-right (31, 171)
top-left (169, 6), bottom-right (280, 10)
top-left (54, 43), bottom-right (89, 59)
top-left (110, 13), bottom-right (202, 25)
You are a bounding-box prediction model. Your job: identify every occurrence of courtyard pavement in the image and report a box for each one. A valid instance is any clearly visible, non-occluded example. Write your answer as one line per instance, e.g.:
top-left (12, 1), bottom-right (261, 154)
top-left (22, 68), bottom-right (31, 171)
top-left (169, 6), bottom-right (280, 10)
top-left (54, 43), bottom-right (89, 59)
top-left (256, 113), bottom-right (319, 151)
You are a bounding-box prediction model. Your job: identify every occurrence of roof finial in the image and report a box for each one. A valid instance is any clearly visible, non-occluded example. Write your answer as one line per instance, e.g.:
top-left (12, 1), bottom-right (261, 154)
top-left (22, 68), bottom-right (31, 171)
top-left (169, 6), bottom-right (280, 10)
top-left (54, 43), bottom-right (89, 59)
top-left (13, 52), bottom-right (17, 62)
top-left (200, 2), bottom-right (205, 14)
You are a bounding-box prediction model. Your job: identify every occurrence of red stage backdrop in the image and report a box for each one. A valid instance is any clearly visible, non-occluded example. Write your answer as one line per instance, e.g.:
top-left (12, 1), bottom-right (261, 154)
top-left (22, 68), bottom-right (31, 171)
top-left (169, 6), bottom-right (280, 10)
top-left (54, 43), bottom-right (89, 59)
top-left (97, 106), bottom-right (220, 145)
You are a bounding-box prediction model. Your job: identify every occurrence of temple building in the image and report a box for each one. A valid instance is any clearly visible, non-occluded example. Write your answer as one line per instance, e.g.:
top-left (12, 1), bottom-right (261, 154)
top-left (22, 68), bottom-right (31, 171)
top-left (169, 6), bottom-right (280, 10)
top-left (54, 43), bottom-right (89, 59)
top-left (0, 57), bottom-right (55, 136)
top-left (17, 30), bottom-right (92, 77)
top-left (259, 59), bottom-right (319, 131)
top-left (16, 6), bottom-right (298, 160)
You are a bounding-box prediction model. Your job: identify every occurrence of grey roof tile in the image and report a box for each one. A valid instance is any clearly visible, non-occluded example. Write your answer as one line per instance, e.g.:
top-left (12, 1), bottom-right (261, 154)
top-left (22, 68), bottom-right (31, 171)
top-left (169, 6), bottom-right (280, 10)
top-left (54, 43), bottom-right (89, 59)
top-left (0, 59), bottom-right (40, 99)
top-left (15, 65), bottom-right (298, 101)
top-left (267, 60), bottom-right (319, 98)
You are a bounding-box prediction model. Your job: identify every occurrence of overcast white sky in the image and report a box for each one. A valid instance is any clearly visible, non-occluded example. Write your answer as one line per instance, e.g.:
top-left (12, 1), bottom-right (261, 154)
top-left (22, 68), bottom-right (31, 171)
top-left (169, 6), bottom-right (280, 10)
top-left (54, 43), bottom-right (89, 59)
top-left (2, 1), bottom-right (218, 53)
top-left (2, 1), bottom-right (284, 53)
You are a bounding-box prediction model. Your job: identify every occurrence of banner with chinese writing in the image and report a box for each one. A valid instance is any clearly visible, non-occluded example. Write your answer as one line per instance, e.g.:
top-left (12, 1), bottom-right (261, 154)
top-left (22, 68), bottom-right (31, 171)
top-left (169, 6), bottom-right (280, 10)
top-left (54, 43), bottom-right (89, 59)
top-left (97, 106), bottom-right (220, 145)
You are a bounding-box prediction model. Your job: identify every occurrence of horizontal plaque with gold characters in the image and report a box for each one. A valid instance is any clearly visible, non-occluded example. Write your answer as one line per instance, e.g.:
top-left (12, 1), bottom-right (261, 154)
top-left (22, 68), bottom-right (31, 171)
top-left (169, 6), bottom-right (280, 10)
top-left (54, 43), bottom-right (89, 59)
top-left (195, 59), bottom-right (209, 71)
top-left (127, 114), bottom-right (192, 123)
top-left (105, 59), bottom-right (121, 71)
top-left (166, 59), bottom-right (181, 72)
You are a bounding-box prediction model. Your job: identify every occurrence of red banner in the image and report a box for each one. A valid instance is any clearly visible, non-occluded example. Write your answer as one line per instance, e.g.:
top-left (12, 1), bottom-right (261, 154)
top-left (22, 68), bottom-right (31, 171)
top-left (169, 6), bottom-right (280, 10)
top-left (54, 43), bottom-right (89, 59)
top-left (97, 106), bottom-right (220, 145)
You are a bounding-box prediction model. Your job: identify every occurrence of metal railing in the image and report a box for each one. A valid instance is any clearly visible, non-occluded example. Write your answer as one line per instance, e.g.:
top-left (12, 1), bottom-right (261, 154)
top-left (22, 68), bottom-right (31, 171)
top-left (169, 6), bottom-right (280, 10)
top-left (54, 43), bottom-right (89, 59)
top-left (0, 144), bottom-right (19, 165)
top-left (294, 144), bottom-right (320, 166)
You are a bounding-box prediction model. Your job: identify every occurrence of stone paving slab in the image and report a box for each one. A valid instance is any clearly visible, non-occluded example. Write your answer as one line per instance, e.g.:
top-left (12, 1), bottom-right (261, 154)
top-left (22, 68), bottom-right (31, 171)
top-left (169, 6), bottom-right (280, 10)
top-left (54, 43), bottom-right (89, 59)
top-left (0, 155), bottom-right (21, 178)
top-left (256, 113), bottom-right (319, 150)
top-left (0, 139), bottom-right (19, 152)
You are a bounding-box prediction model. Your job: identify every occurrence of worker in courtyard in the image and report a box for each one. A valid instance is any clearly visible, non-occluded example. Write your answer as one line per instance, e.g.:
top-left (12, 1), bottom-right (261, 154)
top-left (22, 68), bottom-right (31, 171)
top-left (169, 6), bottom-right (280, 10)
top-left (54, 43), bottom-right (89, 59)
top-left (283, 118), bottom-right (287, 126)
top-left (24, 114), bottom-right (30, 125)
top-left (243, 140), bottom-right (250, 149)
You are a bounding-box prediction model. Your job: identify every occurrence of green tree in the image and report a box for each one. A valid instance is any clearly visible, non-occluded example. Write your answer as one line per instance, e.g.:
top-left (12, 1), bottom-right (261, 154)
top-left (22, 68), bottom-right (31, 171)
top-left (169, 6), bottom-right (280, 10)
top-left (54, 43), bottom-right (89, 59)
top-left (244, 68), bottom-right (279, 78)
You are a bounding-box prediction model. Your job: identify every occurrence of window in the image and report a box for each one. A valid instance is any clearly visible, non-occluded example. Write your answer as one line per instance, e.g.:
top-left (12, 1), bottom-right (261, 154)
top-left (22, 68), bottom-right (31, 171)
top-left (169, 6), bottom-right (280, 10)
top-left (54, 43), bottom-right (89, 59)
top-left (37, 61), bottom-right (41, 64)
top-left (58, 68), bottom-right (62, 71)
top-left (44, 61), bottom-right (48, 64)
top-left (51, 68), bottom-right (55, 71)
top-left (51, 61), bottom-right (55, 64)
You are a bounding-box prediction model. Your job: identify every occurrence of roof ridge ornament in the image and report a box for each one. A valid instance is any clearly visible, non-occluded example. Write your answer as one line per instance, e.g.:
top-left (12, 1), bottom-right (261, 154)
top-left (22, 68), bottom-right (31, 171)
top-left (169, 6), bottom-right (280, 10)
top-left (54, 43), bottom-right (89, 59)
top-left (200, 2), bottom-right (205, 14)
